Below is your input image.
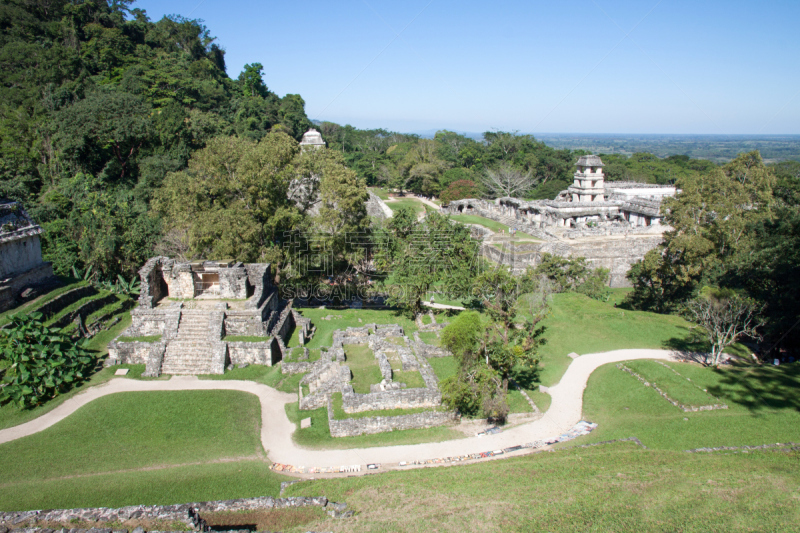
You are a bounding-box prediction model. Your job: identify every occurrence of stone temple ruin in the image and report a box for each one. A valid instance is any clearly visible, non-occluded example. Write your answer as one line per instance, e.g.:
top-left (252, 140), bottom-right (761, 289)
top-left (107, 257), bottom-right (296, 376)
top-left (0, 200), bottom-right (57, 312)
top-left (443, 155), bottom-right (678, 286)
top-left (283, 321), bottom-right (458, 437)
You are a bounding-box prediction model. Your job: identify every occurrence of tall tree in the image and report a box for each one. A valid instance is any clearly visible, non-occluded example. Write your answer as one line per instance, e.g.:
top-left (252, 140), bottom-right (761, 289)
top-left (627, 151), bottom-right (775, 312)
top-left (483, 163), bottom-right (536, 198)
top-left (152, 133), bottom-right (301, 264)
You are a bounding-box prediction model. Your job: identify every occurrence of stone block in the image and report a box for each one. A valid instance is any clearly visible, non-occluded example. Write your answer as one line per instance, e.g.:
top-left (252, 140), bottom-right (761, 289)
top-left (568, 352), bottom-right (580, 359)
top-left (114, 368), bottom-right (129, 376)
top-left (301, 418), bottom-right (312, 429)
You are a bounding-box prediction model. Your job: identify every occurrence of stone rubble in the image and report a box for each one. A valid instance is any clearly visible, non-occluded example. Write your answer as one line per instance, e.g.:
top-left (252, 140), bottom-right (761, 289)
top-left (0, 496), bottom-right (351, 532)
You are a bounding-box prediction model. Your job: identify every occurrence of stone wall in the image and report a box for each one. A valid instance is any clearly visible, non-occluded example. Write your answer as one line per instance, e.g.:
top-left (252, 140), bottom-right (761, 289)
top-left (34, 285), bottom-right (97, 320)
top-left (245, 263), bottom-right (271, 309)
top-left (327, 396), bottom-right (459, 437)
top-left (0, 234), bottom-right (44, 279)
top-left (299, 363), bottom-right (351, 410)
top-left (340, 387), bottom-right (441, 413)
top-left (49, 293), bottom-right (118, 329)
top-left (0, 263), bottom-right (56, 313)
top-left (282, 361), bottom-right (316, 375)
top-left (223, 310), bottom-right (266, 336)
top-left (270, 301), bottom-right (295, 344)
top-left (137, 256), bottom-right (172, 308)
top-left (124, 306), bottom-right (181, 338)
top-left (227, 341), bottom-right (275, 366)
top-left (292, 310), bottom-right (314, 344)
top-left (218, 265), bottom-right (248, 299)
top-left (481, 235), bottom-right (664, 287)
top-left (106, 341), bottom-right (166, 375)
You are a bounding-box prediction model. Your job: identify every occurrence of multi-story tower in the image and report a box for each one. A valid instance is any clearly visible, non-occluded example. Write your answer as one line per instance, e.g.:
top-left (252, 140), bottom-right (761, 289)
top-left (569, 155), bottom-right (605, 203)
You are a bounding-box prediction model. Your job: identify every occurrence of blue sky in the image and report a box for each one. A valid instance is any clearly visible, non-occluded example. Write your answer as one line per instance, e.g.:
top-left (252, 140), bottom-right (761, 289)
top-left (132, 0), bottom-right (800, 135)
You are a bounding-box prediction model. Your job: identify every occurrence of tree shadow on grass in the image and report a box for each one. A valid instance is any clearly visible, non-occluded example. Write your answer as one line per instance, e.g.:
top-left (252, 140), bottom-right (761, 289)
top-left (705, 363), bottom-right (800, 413)
top-left (511, 365), bottom-right (540, 389)
top-left (663, 329), bottom-right (800, 412)
top-left (663, 327), bottom-right (711, 365)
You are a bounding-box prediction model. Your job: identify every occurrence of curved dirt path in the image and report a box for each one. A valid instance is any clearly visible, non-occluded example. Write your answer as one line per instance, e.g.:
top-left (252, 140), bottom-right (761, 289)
top-left (0, 349), bottom-right (678, 467)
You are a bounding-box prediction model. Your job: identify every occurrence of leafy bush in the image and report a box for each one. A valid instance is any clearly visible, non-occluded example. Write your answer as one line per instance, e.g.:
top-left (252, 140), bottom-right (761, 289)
top-left (0, 313), bottom-right (95, 409)
top-left (440, 365), bottom-right (504, 419)
top-left (531, 253), bottom-right (610, 301)
top-left (440, 310), bottom-right (483, 367)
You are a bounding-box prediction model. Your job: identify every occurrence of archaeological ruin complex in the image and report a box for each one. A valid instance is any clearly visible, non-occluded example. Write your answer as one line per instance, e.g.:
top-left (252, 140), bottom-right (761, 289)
top-left (443, 155), bottom-right (677, 286)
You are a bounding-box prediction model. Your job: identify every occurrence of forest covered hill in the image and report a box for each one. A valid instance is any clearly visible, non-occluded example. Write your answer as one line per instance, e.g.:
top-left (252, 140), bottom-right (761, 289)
top-left (0, 0), bottom-right (313, 278)
top-left (3, 0), bottom-right (799, 295)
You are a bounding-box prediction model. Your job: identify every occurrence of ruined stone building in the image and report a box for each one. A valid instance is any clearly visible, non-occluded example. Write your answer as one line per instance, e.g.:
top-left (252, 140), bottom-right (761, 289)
top-left (299, 128), bottom-right (326, 151)
top-left (0, 200), bottom-right (57, 312)
top-left (108, 257), bottom-right (295, 376)
top-left (443, 155), bottom-right (677, 287)
top-left (292, 128), bottom-right (391, 220)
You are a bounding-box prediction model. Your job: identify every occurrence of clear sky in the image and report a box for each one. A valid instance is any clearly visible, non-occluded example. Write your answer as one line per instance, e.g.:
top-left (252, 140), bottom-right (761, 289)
top-left (131, 0), bottom-right (800, 135)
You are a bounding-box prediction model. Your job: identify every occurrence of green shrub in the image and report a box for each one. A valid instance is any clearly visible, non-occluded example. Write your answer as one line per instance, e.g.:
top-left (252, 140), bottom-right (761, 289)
top-left (0, 313), bottom-right (95, 409)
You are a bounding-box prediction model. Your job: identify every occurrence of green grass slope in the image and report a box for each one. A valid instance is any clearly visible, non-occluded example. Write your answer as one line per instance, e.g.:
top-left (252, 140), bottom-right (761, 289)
top-left (535, 293), bottom-right (702, 386)
top-left (285, 443), bottom-right (800, 532)
top-left (0, 390), bottom-right (293, 511)
top-left (580, 360), bottom-right (800, 450)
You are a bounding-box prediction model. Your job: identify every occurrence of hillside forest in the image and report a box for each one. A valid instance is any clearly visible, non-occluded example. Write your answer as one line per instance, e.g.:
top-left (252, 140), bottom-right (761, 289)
top-left (3, 1), bottom-right (800, 352)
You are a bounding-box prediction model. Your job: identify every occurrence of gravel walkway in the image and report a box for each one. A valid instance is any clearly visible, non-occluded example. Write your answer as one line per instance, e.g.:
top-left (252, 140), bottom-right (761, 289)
top-left (0, 349), bottom-right (679, 468)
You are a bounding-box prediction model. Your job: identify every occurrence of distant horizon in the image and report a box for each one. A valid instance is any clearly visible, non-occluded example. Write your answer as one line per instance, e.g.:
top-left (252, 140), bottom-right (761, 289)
top-left (311, 121), bottom-right (800, 139)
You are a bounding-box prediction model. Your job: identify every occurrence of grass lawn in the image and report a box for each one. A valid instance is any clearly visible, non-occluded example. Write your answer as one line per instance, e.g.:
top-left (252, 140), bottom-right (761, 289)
top-left (533, 292), bottom-right (720, 387)
top-left (292, 308), bottom-right (419, 351)
top-left (223, 335), bottom-right (271, 342)
top-left (285, 442), bottom-right (800, 532)
top-left (392, 369), bottom-right (426, 388)
top-left (85, 310), bottom-right (133, 356)
top-left (417, 331), bottom-right (440, 346)
top-left (0, 390), bottom-right (297, 511)
top-left (200, 364), bottom-right (303, 394)
top-left (448, 214), bottom-right (540, 241)
top-left (43, 289), bottom-right (113, 327)
top-left (368, 187), bottom-right (391, 200)
top-left (344, 344), bottom-right (382, 394)
top-left (579, 360), bottom-right (800, 451)
top-left (285, 403), bottom-right (463, 450)
top-left (1, 460), bottom-right (290, 513)
top-left (624, 359), bottom-right (721, 406)
top-left (0, 390), bottom-right (263, 480)
top-left (429, 356), bottom-right (458, 381)
top-left (387, 198), bottom-right (426, 215)
top-left (507, 389), bottom-right (534, 413)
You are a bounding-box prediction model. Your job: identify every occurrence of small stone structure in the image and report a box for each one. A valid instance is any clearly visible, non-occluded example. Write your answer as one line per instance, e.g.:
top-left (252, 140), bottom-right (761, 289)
top-left (107, 258), bottom-right (292, 376)
top-left (0, 200), bottom-right (57, 312)
top-left (366, 191), bottom-right (393, 220)
top-left (299, 128), bottom-right (326, 151)
top-left (289, 323), bottom-right (458, 437)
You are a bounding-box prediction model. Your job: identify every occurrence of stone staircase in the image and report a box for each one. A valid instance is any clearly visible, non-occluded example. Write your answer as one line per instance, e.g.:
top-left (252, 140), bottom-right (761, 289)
top-left (160, 310), bottom-right (225, 375)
